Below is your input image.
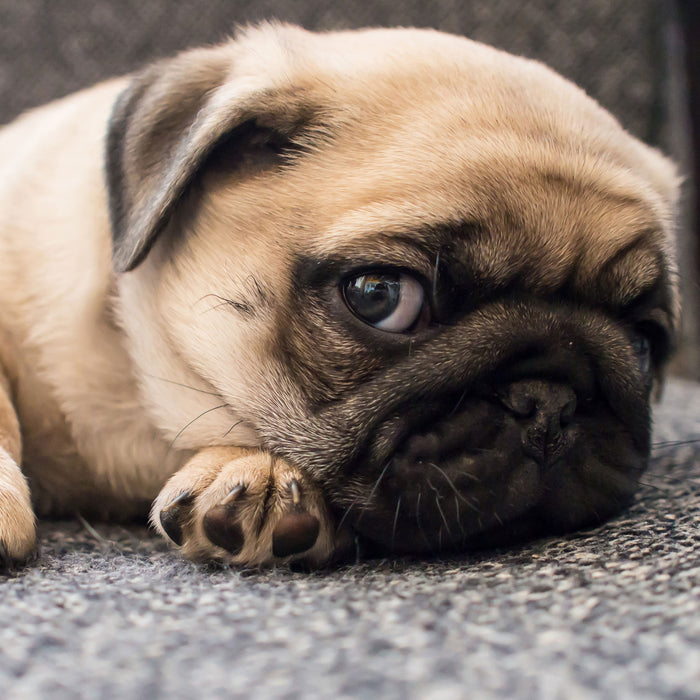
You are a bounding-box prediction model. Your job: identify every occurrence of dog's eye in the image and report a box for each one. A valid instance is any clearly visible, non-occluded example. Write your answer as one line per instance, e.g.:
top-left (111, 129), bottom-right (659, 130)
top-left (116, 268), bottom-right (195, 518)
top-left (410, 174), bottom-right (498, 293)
top-left (632, 334), bottom-right (652, 376)
top-left (343, 271), bottom-right (426, 332)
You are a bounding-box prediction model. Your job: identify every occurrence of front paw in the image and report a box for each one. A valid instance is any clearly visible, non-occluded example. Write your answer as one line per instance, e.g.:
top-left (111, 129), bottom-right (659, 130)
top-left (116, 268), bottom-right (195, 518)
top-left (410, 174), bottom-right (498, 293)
top-left (151, 446), bottom-right (341, 567)
top-left (0, 448), bottom-right (37, 570)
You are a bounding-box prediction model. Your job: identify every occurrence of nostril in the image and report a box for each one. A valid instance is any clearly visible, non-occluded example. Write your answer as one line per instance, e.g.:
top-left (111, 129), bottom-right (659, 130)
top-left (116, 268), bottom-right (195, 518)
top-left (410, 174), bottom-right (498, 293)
top-left (497, 389), bottom-right (537, 418)
top-left (497, 380), bottom-right (577, 466)
top-left (498, 381), bottom-right (577, 422)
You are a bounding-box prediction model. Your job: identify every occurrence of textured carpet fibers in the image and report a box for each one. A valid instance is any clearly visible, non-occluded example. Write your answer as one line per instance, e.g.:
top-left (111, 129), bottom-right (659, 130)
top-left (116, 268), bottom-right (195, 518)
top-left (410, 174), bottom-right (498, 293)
top-left (1, 380), bottom-right (699, 699)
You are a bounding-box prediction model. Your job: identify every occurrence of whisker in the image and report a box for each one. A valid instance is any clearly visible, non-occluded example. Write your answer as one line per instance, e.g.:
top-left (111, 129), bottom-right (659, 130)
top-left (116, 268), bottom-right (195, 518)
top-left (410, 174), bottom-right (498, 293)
top-left (76, 514), bottom-right (107, 544)
top-left (434, 493), bottom-right (453, 539)
top-left (448, 388), bottom-right (468, 417)
top-left (652, 438), bottom-right (700, 450)
top-left (638, 479), bottom-right (675, 493)
top-left (143, 373), bottom-right (223, 397)
top-left (356, 461), bottom-right (391, 525)
top-left (170, 403), bottom-right (229, 448)
top-left (640, 476), bottom-right (700, 492)
top-left (645, 472), bottom-right (700, 484)
top-left (427, 462), bottom-right (480, 511)
top-left (221, 420), bottom-right (244, 438)
top-left (337, 497), bottom-right (359, 531)
top-left (391, 496), bottom-right (402, 551)
top-left (454, 494), bottom-right (467, 538)
top-left (432, 249), bottom-right (441, 300)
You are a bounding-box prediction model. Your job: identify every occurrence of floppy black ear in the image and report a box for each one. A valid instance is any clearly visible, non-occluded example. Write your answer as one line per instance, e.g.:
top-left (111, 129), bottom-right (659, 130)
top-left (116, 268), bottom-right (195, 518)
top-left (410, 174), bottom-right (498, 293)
top-left (105, 43), bottom-right (314, 272)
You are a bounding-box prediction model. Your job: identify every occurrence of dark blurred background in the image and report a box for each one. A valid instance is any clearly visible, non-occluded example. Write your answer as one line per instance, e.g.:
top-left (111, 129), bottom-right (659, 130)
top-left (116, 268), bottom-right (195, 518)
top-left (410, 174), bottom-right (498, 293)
top-left (0, 0), bottom-right (698, 376)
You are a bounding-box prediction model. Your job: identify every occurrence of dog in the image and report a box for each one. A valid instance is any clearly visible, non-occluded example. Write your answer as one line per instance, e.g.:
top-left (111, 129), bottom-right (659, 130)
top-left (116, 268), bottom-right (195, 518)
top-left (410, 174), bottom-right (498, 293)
top-left (0, 23), bottom-right (680, 568)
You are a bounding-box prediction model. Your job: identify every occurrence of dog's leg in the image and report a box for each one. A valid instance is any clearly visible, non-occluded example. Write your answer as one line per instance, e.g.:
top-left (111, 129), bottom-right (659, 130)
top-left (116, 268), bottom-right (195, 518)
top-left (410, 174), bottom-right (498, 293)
top-left (151, 446), bottom-right (342, 566)
top-left (0, 369), bottom-right (35, 568)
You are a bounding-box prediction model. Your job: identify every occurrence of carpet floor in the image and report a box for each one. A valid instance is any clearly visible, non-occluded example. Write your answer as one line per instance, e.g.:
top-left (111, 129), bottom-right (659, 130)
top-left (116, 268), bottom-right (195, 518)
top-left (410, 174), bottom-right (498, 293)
top-left (2, 380), bottom-right (699, 699)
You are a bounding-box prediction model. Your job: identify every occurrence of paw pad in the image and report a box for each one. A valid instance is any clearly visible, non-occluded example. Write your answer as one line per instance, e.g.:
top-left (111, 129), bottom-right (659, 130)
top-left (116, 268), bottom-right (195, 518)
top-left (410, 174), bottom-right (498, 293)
top-left (272, 512), bottom-right (320, 557)
top-left (201, 485), bottom-right (246, 555)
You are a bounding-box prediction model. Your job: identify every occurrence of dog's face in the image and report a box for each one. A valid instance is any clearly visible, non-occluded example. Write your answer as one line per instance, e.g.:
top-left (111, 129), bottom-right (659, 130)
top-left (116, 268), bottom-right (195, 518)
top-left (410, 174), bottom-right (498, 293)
top-left (110, 25), bottom-right (680, 554)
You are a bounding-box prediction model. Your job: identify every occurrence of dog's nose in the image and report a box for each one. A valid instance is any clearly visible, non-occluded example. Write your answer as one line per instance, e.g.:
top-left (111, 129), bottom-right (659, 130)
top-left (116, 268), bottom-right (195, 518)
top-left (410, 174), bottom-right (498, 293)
top-left (498, 380), bottom-right (577, 467)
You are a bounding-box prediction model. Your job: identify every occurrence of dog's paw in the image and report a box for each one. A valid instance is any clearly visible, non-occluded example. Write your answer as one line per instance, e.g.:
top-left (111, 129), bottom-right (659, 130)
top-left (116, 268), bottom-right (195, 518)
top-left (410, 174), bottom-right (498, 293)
top-left (0, 447), bottom-right (37, 570)
top-left (151, 446), bottom-right (339, 567)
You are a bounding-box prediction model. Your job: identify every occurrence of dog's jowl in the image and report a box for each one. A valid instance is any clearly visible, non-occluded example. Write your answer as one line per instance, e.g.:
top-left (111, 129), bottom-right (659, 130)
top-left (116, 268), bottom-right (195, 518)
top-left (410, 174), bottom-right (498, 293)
top-left (0, 24), bottom-right (679, 567)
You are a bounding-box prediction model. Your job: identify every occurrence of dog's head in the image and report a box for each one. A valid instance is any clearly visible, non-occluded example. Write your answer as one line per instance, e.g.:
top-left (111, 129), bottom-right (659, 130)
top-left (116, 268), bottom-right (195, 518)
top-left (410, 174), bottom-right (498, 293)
top-left (108, 24), bottom-right (680, 553)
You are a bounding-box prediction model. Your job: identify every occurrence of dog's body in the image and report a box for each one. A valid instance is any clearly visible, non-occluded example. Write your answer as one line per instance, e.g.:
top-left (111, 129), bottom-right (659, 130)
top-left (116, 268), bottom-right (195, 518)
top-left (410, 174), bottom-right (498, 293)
top-left (0, 24), bottom-right (680, 567)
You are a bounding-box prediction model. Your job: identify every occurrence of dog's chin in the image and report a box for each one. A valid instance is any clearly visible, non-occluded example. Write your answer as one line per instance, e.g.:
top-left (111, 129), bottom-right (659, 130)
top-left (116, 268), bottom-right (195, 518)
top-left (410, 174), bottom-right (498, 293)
top-left (330, 378), bottom-right (649, 556)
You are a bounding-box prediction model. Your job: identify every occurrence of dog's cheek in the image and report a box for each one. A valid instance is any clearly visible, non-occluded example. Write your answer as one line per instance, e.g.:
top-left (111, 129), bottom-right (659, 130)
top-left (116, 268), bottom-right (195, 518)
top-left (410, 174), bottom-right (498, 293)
top-left (272, 291), bottom-right (386, 405)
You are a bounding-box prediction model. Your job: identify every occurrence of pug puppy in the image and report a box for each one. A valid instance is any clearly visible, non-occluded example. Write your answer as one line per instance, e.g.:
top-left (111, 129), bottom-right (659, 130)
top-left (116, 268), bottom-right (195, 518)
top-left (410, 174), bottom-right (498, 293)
top-left (0, 23), bottom-right (679, 568)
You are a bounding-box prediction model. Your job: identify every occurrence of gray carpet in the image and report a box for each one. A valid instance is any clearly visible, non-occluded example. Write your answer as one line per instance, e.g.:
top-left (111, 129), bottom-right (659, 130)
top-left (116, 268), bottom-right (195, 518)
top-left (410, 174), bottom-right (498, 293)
top-left (2, 379), bottom-right (700, 699)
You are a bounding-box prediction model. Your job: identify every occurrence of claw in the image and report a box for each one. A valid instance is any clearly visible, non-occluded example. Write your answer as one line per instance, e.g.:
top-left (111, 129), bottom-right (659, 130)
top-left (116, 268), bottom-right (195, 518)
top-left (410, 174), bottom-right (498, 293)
top-left (220, 484), bottom-right (245, 505)
top-left (159, 492), bottom-right (193, 546)
top-left (162, 491), bottom-right (192, 512)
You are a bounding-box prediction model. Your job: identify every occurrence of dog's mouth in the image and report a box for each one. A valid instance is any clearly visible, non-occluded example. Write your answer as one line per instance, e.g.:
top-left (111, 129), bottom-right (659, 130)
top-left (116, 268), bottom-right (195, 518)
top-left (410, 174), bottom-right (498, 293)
top-left (329, 372), bottom-right (650, 555)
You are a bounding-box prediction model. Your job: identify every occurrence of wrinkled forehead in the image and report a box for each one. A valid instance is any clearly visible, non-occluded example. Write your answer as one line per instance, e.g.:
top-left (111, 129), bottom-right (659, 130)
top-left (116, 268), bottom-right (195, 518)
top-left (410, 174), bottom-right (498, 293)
top-left (295, 53), bottom-right (670, 234)
top-left (305, 122), bottom-right (664, 271)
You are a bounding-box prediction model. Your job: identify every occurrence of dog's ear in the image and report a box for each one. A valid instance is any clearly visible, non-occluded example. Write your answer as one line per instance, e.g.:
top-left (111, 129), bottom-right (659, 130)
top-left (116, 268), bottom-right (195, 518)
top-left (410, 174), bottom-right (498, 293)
top-left (106, 41), bottom-right (315, 272)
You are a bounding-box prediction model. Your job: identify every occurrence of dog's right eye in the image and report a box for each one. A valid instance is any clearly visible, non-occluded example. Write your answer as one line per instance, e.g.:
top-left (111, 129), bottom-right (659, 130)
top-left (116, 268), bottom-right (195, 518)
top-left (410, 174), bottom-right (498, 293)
top-left (342, 271), bottom-right (426, 333)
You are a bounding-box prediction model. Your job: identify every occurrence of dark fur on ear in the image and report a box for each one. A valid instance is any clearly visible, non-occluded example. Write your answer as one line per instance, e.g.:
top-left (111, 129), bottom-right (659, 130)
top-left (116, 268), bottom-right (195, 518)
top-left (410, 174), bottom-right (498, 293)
top-left (105, 43), bottom-right (315, 272)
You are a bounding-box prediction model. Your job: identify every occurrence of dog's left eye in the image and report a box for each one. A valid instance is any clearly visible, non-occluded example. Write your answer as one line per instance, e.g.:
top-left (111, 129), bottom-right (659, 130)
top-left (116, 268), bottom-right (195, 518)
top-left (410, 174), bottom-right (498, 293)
top-left (343, 271), bottom-right (426, 332)
top-left (632, 333), bottom-right (652, 376)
